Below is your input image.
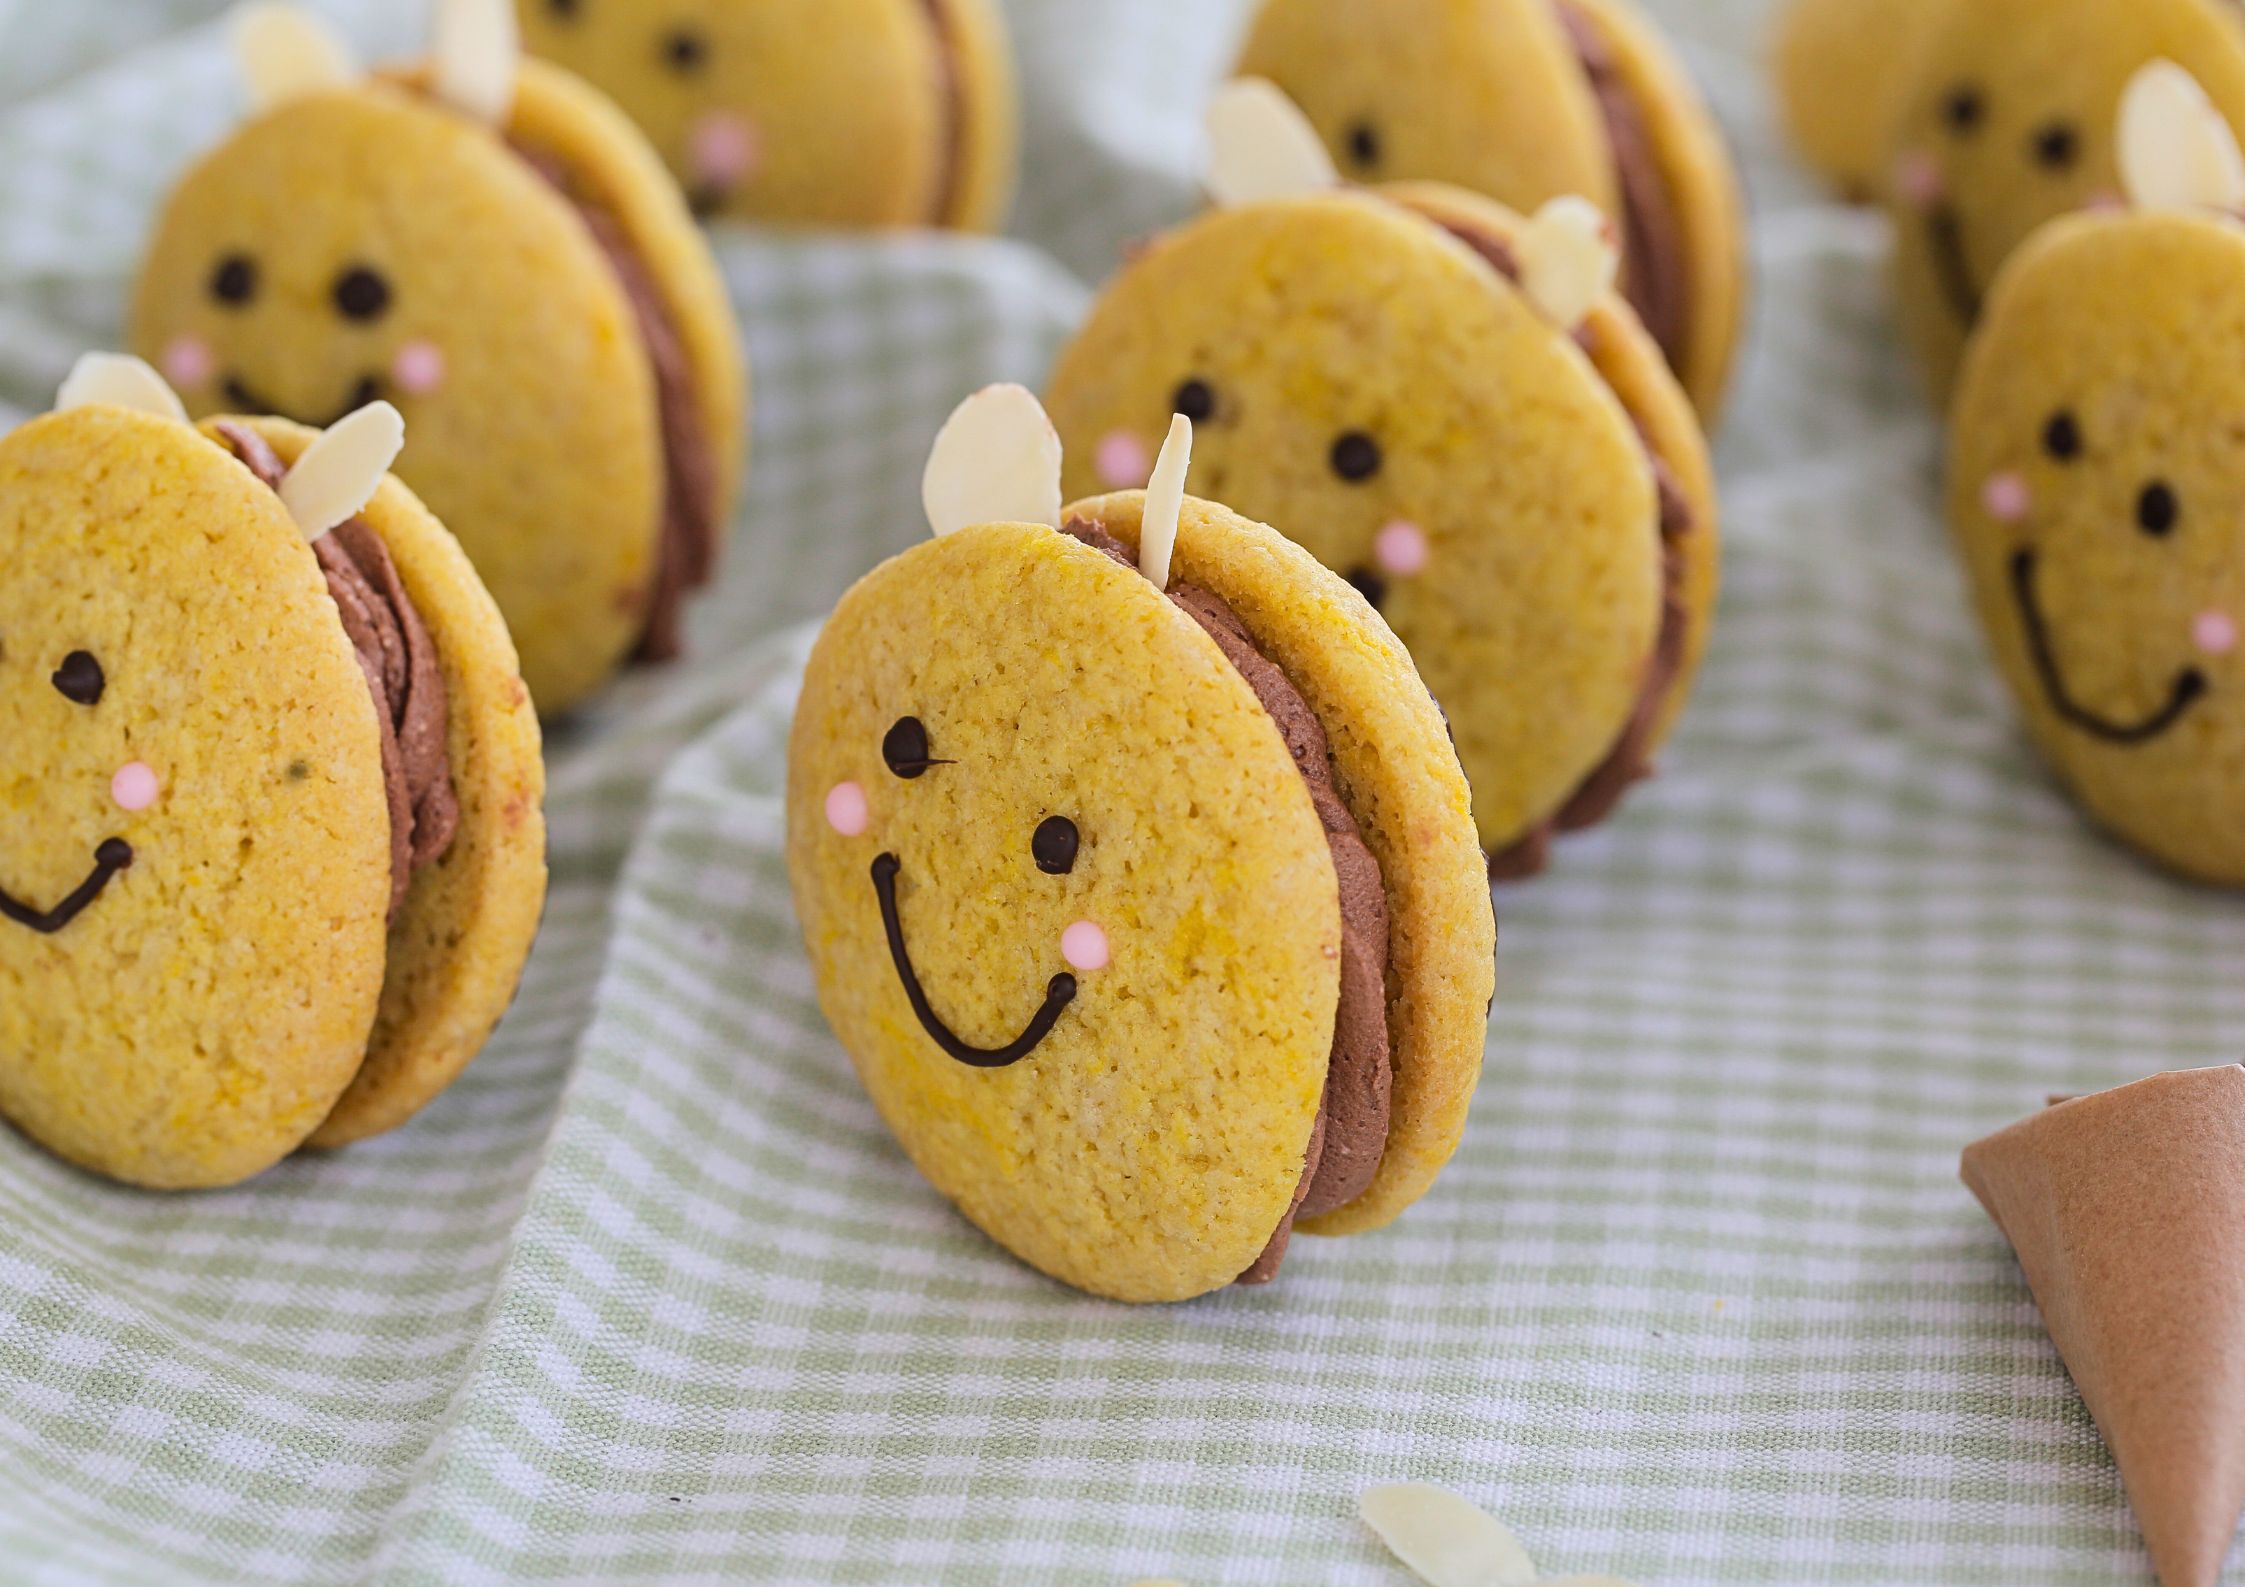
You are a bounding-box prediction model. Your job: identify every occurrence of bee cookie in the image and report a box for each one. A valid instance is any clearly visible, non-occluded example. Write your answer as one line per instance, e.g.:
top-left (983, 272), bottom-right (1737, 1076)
top-left (1950, 65), bottom-right (2245, 883)
top-left (516, 0), bottom-right (1018, 229)
top-left (1232, 0), bottom-right (1746, 416)
top-left (1047, 86), bottom-right (1719, 877)
top-left (787, 389), bottom-right (1495, 1302)
top-left (1887, 0), bottom-right (2245, 399)
top-left (131, 0), bottom-right (747, 714)
top-left (0, 356), bottom-right (545, 1188)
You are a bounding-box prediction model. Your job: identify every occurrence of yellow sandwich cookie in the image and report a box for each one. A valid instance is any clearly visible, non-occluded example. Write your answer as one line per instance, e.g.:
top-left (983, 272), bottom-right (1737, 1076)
top-left (787, 388), bottom-right (1494, 1302)
top-left (1046, 88), bottom-right (1719, 875)
top-left (516, 0), bottom-right (1018, 230)
top-left (130, 0), bottom-right (747, 714)
top-left (1769, 0), bottom-right (1950, 201)
top-left (1886, 0), bottom-right (2245, 400)
top-left (1950, 66), bottom-right (2245, 884)
top-left (0, 355), bottom-right (545, 1189)
top-left (1233, 0), bottom-right (1747, 417)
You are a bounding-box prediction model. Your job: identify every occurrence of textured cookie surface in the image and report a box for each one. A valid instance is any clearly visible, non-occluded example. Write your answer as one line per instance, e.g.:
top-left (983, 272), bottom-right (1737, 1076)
top-left (1069, 491), bottom-right (1497, 1237)
top-left (518, 0), bottom-right (1017, 229)
top-left (209, 419), bottom-right (550, 1151)
top-left (1887, 0), bottom-right (2245, 398)
top-left (1950, 211), bottom-right (2245, 883)
top-left (1046, 193), bottom-right (1662, 855)
top-left (0, 407), bottom-right (390, 1187)
top-left (131, 80), bottom-right (664, 714)
top-left (788, 523), bottom-right (1340, 1302)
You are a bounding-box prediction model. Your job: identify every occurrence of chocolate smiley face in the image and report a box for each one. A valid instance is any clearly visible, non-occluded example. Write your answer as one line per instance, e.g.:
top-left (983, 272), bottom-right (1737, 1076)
top-left (1046, 193), bottom-right (1665, 854)
top-left (1888, 0), bottom-right (2245, 392)
top-left (1950, 209), bottom-right (2245, 881)
top-left (787, 521), bottom-right (1343, 1297)
top-left (516, 0), bottom-right (957, 224)
top-left (0, 636), bottom-right (139, 936)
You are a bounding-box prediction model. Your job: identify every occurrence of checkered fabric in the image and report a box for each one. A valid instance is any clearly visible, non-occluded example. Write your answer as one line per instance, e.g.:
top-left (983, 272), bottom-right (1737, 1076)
top-left (1, 1), bottom-right (2240, 1583)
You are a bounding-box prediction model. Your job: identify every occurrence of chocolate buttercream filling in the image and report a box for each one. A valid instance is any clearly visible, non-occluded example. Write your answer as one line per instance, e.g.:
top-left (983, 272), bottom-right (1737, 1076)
top-left (921, 0), bottom-right (965, 224)
top-left (1409, 216), bottom-right (1696, 881)
top-left (217, 422), bottom-right (459, 920)
top-left (508, 142), bottom-right (720, 666)
top-left (1557, 2), bottom-right (1692, 375)
top-left (1062, 521), bottom-right (1392, 1287)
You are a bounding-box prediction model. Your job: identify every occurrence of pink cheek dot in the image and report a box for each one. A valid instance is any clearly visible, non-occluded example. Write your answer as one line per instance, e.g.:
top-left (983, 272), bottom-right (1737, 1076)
top-left (1982, 471), bottom-right (2032, 523)
top-left (390, 340), bottom-right (446, 396)
top-left (1061, 919), bottom-right (1109, 973)
top-left (1894, 148), bottom-right (1945, 210)
top-left (825, 780), bottom-right (869, 838)
top-left (161, 335), bottom-right (214, 390)
top-left (1372, 519), bottom-right (1430, 578)
top-left (1095, 430), bottom-right (1153, 490)
top-left (690, 111), bottom-right (761, 189)
top-left (2195, 611), bottom-right (2239, 656)
top-left (2086, 187), bottom-right (2128, 214)
top-left (111, 762), bottom-right (159, 812)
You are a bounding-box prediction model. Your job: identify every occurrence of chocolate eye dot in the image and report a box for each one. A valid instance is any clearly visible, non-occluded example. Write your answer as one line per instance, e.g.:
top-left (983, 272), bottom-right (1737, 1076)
top-left (210, 253), bottom-right (258, 306)
top-left (1346, 122), bottom-right (1382, 169)
top-left (2138, 481), bottom-right (2180, 537)
top-left (333, 266), bottom-right (392, 322)
top-left (1345, 568), bottom-right (1388, 609)
top-left (546, 0), bottom-right (579, 15)
top-left (1943, 86), bottom-right (1984, 135)
top-left (1172, 379), bottom-right (1216, 423)
top-left (52, 651), bottom-right (104, 707)
top-left (1331, 431), bottom-right (1382, 483)
top-left (2042, 410), bottom-right (2082, 461)
top-left (664, 27), bottom-right (708, 72)
top-left (1032, 816), bottom-right (1080, 876)
top-left (882, 716), bottom-right (934, 778)
top-left (2033, 122), bottom-right (2079, 170)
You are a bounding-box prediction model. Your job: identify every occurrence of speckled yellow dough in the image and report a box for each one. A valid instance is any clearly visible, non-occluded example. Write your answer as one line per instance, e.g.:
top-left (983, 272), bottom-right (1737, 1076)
top-left (788, 523), bottom-right (1341, 1303)
top-left (1234, 0), bottom-right (1746, 418)
top-left (1888, 0), bottom-right (2245, 400)
top-left (1045, 192), bottom-right (1662, 858)
top-left (0, 406), bottom-right (390, 1189)
top-left (1769, 0), bottom-right (1950, 201)
top-left (131, 60), bottom-right (746, 715)
top-left (1950, 211), bottom-right (2245, 885)
top-left (517, 0), bottom-right (1018, 230)
top-left (206, 420), bottom-right (550, 1151)
top-left (1389, 183), bottom-right (1720, 749)
top-left (1069, 491), bottom-right (1496, 1238)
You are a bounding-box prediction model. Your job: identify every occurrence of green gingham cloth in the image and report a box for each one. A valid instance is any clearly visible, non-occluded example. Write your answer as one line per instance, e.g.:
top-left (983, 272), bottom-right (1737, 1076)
top-left (1, 2), bottom-right (2241, 1583)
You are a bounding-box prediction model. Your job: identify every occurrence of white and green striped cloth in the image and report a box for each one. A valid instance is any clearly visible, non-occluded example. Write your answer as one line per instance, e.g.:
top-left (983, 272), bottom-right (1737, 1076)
top-left (1, 2), bottom-right (2238, 1582)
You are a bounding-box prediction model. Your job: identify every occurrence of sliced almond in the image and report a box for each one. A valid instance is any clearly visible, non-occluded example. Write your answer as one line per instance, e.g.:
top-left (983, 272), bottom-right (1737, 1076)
top-left (1517, 196), bottom-right (1621, 333)
top-left (55, 353), bottom-right (187, 422)
top-left (1358, 1483), bottom-right (1539, 1587)
top-left (278, 401), bottom-right (404, 541)
top-left (231, 3), bottom-right (356, 111)
top-left (921, 384), bottom-right (1063, 537)
top-left (2119, 60), bottom-right (2245, 213)
top-left (1137, 414), bottom-right (1193, 590)
top-left (431, 0), bottom-right (519, 127)
top-left (1205, 77), bottom-right (1340, 209)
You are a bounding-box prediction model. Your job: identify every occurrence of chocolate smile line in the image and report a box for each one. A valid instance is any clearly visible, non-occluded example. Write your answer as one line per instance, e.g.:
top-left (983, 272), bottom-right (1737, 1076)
top-left (221, 373), bottom-right (381, 430)
top-left (0, 839), bottom-right (132, 935)
top-left (2010, 548), bottom-right (2207, 744)
top-left (1928, 204), bottom-right (1983, 325)
top-left (870, 852), bottom-right (1075, 1069)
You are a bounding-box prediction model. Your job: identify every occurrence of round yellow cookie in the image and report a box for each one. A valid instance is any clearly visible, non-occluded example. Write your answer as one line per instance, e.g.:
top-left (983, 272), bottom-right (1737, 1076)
top-left (1950, 209), bottom-right (2245, 884)
top-left (787, 484), bottom-right (1492, 1300)
top-left (0, 393), bottom-right (545, 1188)
top-left (1235, 0), bottom-right (1746, 416)
top-left (1887, 0), bottom-right (2245, 399)
top-left (1769, 0), bottom-right (1950, 201)
top-left (517, 0), bottom-right (1019, 229)
top-left (1046, 191), bottom-right (1681, 866)
top-left (131, 54), bottom-right (746, 715)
